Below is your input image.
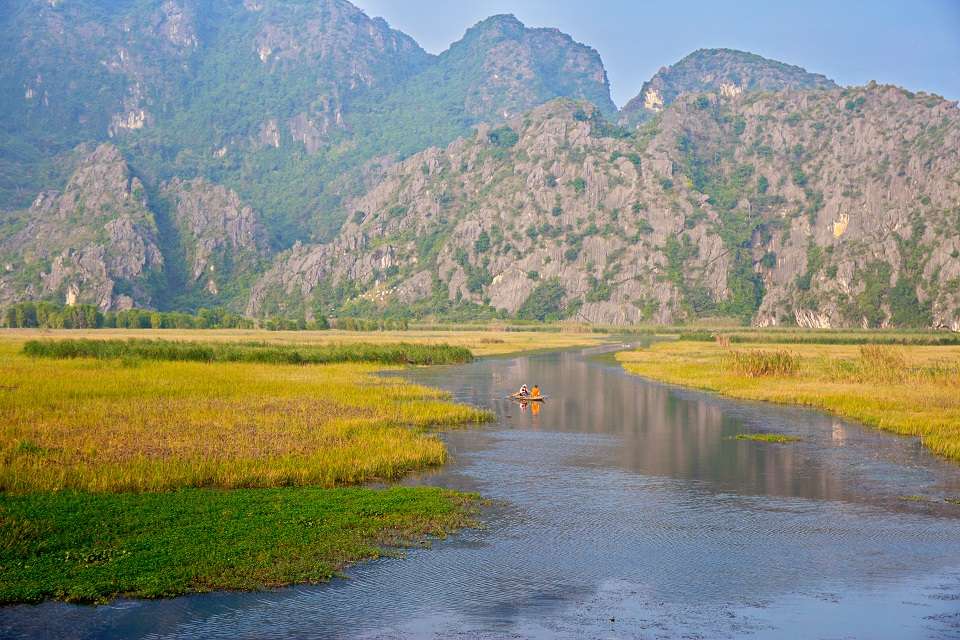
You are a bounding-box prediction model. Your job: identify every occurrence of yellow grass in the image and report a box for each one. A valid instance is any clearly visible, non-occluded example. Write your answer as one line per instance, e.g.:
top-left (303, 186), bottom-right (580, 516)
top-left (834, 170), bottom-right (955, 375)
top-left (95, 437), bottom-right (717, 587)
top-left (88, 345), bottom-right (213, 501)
top-left (618, 341), bottom-right (960, 462)
top-left (0, 328), bottom-right (608, 357)
top-left (0, 338), bottom-right (491, 493)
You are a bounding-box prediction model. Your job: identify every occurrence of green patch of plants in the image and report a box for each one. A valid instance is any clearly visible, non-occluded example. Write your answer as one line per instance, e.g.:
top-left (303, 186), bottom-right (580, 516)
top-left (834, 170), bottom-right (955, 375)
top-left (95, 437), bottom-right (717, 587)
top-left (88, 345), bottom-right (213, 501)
top-left (0, 487), bottom-right (477, 604)
top-left (487, 126), bottom-right (519, 148)
top-left (517, 278), bottom-right (568, 322)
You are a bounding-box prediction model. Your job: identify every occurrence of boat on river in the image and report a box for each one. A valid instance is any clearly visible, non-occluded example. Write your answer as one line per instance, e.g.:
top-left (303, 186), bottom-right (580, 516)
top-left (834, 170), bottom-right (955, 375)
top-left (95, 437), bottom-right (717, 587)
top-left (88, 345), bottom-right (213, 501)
top-left (508, 393), bottom-right (548, 402)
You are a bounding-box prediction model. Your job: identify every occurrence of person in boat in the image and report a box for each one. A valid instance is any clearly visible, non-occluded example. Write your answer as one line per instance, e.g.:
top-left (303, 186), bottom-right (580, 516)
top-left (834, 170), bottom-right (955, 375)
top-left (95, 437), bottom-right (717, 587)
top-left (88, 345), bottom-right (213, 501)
top-left (530, 384), bottom-right (541, 398)
top-left (517, 384), bottom-right (530, 397)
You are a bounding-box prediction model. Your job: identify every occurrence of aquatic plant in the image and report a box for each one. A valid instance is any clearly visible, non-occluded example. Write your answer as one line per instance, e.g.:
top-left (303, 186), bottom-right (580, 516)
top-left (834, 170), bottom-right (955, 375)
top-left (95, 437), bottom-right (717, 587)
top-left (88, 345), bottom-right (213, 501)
top-left (0, 487), bottom-right (478, 604)
top-left (733, 433), bottom-right (801, 443)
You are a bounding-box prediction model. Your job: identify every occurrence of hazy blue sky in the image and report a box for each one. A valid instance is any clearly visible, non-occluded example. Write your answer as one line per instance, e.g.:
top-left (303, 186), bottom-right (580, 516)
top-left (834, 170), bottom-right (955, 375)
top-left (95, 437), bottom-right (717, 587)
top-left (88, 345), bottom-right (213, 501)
top-left (354, 0), bottom-right (960, 107)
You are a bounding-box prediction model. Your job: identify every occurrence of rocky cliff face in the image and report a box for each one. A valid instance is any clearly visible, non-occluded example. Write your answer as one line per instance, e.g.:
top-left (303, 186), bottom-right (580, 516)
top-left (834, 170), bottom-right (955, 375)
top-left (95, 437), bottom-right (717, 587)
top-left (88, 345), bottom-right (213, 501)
top-left (248, 85), bottom-right (960, 329)
top-left (0, 144), bottom-right (164, 310)
top-left (620, 49), bottom-right (837, 127)
top-left (160, 178), bottom-right (269, 300)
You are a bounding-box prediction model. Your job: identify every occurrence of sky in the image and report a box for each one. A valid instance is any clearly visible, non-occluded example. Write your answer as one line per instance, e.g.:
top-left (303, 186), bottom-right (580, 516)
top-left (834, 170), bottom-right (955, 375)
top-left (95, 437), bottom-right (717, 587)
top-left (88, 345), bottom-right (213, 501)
top-left (353, 0), bottom-right (960, 108)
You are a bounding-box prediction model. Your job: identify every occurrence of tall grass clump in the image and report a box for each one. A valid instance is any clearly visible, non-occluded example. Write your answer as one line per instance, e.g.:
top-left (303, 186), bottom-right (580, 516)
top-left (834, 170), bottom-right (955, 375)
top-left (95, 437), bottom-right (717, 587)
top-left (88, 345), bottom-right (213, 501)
top-left (22, 339), bottom-right (473, 366)
top-left (828, 344), bottom-right (959, 385)
top-left (725, 349), bottom-right (800, 377)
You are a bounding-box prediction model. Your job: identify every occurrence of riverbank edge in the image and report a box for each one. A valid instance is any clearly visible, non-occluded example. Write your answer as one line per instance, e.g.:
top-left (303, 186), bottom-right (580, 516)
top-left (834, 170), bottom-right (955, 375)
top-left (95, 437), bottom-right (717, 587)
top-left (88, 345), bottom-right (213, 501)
top-left (615, 344), bottom-right (960, 463)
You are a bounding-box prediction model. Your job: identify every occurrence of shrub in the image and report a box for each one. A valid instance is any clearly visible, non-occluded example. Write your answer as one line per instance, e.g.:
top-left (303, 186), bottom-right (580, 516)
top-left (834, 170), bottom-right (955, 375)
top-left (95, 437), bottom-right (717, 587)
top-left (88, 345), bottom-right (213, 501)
top-left (516, 278), bottom-right (567, 322)
top-left (473, 231), bottom-right (491, 253)
top-left (487, 126), bottom-right (519, 148)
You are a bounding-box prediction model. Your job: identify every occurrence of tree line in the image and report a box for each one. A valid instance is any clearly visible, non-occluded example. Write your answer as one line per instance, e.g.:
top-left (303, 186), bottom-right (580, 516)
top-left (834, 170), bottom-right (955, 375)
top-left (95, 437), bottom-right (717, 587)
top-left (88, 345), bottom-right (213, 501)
top-left (1, 301), bottom-right (410, 332)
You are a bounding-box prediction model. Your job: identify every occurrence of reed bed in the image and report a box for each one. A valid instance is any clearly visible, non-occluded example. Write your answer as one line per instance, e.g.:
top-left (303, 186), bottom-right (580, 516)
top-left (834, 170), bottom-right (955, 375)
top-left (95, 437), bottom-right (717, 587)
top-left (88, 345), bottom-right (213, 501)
top-left (0, 343), bottom-right (491, 493)
top-left (22, 338), bottom-right (473, 366)
top-left (725, 349), bottom-right (800, 377)
top-left (618, 341), bottom-right (960, 462)
top-left (3, 328), bottom-right (610, 357)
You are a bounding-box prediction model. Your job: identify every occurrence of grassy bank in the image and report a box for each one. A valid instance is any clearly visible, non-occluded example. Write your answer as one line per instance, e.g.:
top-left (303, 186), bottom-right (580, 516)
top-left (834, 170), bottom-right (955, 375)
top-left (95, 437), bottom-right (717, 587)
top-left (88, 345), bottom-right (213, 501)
top-left (0, 487), bottom-right (476, 604)
top-left (676, 328), bottom-right (960, 345)
top-left (0, 331), bottom-right (498, 603)
top-left (618, 341), bottom-right (960, 461)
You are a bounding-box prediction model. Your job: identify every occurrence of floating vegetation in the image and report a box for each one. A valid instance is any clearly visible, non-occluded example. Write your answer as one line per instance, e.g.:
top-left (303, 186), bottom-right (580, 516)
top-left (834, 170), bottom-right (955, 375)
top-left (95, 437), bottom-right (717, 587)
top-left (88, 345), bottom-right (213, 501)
top-left (733, 433), bottom-right (801, 443)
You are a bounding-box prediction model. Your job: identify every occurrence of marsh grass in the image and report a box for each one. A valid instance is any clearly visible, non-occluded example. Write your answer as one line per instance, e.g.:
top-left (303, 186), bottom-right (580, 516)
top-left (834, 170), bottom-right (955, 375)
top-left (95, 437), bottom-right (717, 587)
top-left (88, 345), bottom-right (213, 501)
top-left (827, 344), bottom-right (960, 385)
top-left (23, 338), bottom-right (474, 365)
top-left (733, 433), bottom-right (801, 443)
top-left (618, 341), bottom-right (960, 462)
top-left (3, 328), bottom-right (610, 358)
top-left (725, 350), bottom-right (800, 377)
top-left (0, 343), bottom-right (492, 493)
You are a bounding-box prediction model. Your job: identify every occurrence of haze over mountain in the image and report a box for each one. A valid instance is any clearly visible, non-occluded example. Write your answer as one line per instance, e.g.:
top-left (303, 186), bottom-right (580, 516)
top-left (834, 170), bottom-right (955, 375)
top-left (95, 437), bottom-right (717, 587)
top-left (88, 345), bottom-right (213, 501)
top-left (1, 0), bottom-right (958, 329)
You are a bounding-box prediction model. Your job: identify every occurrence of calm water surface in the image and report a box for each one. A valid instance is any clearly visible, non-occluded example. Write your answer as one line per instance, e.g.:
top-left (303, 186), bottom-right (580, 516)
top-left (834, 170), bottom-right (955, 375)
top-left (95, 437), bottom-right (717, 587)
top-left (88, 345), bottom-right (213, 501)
top-left (4, 348), bottom-right (960, 639)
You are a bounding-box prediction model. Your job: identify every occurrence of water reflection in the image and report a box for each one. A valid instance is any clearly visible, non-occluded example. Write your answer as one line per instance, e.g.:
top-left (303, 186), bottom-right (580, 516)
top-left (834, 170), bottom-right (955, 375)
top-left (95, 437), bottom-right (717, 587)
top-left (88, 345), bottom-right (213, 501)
top-left (3, 349), bottom-right (960, 639)
top-left (416, 349), bottom-right (960, 507)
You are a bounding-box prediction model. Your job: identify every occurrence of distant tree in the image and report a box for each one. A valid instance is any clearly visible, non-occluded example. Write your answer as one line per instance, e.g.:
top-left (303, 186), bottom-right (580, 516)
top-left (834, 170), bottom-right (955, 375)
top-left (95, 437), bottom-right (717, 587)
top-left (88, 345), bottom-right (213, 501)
top-left (517, 278), bottom-right (567, 322)
top-left (487, 126), bottom-right (519, 148)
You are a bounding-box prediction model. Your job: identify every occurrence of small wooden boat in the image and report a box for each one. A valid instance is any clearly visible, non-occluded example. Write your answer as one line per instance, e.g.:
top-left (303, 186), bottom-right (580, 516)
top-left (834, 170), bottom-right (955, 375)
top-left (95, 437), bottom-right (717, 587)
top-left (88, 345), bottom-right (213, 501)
top-left (508, 393), bottom-right (548, 402)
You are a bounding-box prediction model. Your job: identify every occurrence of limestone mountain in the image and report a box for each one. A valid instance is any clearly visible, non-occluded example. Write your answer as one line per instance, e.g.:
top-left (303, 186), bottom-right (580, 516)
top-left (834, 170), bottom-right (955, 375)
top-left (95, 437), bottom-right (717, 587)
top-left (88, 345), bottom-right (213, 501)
top-left (619, 49), bottom-right (837, 127)
top-left (248, 85), bottom-right (960, 329)
top-left (2, 1), bottom-right (617, 245)
top-left (0, 144), bottom-right (164, 310)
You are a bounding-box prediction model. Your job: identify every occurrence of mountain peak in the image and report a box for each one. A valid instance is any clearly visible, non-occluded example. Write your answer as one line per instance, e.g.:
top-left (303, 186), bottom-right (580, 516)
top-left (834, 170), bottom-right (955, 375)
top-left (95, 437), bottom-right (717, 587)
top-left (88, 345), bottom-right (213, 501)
top-left (467, 14), bottom-right (526, 35)
top-left (620, 48), bottom-right (837, 125)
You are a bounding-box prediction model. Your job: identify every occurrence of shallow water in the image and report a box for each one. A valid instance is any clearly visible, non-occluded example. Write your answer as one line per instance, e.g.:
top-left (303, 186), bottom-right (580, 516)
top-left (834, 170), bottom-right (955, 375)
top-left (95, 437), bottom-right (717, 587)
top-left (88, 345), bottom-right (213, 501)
top-left (4, 348), bottom-right (960, 639)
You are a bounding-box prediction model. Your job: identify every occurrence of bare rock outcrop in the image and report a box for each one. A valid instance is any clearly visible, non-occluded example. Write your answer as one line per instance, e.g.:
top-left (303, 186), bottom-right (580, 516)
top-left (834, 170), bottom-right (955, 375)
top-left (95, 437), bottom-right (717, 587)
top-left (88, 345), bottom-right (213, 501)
top-left (0, 144), bottom-right (163, 309)
top-left (161, 178), bottom-right (268, 297)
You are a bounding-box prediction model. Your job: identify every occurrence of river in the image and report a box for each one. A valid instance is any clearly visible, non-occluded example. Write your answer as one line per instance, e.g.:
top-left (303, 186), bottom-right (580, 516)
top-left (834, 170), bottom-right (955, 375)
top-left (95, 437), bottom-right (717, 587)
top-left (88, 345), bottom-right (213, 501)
top-left (5, 347), bottom-right (960, 638)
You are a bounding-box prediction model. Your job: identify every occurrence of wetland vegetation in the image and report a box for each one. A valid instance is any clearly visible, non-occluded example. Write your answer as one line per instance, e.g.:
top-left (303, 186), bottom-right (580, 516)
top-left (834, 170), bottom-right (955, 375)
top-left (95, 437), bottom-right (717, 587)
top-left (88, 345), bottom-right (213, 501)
top-left (0, 487), bottom-right (477, 604)
top-left (0, 330), bottom-right (547, 603)
top-left (733, 433), bottom-right (802, 443)
top-left (22, 338), bottom-right (474, 366)
top-left (619, 337), bottom-right (960, 461)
